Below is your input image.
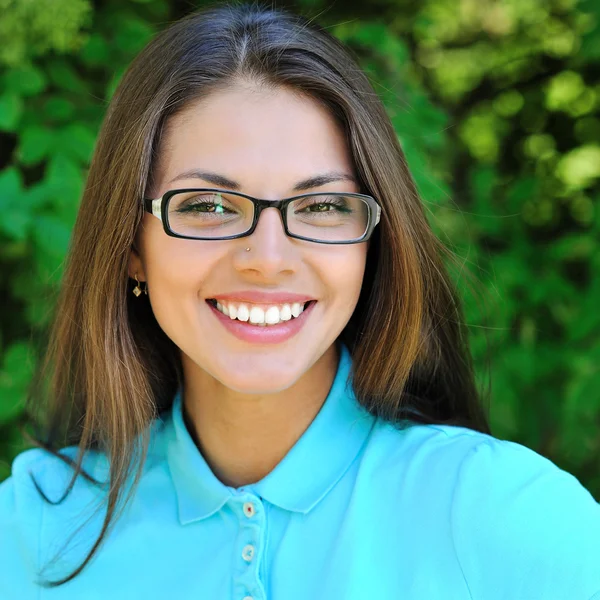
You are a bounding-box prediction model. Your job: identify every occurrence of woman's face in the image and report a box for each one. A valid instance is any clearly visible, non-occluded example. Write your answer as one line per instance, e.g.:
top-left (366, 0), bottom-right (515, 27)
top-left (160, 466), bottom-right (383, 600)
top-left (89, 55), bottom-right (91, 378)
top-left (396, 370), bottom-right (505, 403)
top-left (129, 83), bottom-right (368, 394)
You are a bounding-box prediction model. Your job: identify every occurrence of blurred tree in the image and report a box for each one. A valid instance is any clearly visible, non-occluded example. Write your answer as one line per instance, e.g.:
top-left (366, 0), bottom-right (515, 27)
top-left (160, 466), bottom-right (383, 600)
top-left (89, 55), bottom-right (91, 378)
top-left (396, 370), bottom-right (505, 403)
top-left (0, 0), bottom-right (91, 65)
top-left (0, 0), bottom-right (598, 496)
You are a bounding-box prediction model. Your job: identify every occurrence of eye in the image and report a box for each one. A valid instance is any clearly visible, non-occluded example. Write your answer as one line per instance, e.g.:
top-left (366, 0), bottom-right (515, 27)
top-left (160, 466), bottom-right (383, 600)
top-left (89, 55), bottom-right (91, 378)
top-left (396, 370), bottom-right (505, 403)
top-left (172, 193), bottom-right (236, 214)
top-left (308, 202), bottom-right (333, 212)
top-left (293, 196), bottom-right (352, 214)
top-left (180, 201), bottom-right (231, 213)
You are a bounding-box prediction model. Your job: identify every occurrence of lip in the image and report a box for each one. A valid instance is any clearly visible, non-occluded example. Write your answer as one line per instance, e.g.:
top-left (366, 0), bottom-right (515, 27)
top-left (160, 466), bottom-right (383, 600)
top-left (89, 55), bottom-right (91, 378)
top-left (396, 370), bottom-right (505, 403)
top-left (206, 299), bottom-right (317, 344)
top-left (207, 290), bottom-right (315, 304)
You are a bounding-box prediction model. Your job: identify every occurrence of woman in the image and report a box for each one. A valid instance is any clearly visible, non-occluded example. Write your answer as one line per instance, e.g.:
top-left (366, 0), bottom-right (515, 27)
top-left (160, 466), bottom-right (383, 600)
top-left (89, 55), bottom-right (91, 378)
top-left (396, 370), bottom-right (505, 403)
top-left (1, 3), bottom-right (598, 598)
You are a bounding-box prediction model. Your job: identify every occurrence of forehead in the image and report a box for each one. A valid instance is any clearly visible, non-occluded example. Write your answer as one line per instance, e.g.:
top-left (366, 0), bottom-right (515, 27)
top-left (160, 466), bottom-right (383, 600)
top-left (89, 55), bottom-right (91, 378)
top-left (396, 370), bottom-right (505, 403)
top-left (154, 83), bottom-right (354, 193)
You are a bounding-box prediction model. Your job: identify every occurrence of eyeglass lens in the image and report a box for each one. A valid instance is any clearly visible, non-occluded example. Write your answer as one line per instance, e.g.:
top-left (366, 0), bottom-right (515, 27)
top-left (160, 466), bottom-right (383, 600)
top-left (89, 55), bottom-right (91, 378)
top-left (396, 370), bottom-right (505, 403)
top-left (165, 191), bottom-right (371, 241)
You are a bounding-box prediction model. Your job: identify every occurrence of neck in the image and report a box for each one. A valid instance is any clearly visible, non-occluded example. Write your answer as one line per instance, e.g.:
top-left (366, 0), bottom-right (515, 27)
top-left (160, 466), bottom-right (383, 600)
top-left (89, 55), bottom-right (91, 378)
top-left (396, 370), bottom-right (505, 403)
top-left (180, 344), bottom-right (339, 488)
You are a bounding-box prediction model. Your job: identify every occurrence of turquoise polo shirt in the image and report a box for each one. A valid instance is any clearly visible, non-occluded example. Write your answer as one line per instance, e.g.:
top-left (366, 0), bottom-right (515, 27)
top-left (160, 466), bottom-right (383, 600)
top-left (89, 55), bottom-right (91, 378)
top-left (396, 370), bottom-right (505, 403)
top-left (1, 342), bottom-right (599, 599)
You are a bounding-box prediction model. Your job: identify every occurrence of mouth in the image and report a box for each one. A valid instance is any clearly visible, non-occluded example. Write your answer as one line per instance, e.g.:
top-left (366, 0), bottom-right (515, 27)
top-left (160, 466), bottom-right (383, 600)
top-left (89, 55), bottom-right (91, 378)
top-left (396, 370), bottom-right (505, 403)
top-left (206, 298), bottom-right (317, 327)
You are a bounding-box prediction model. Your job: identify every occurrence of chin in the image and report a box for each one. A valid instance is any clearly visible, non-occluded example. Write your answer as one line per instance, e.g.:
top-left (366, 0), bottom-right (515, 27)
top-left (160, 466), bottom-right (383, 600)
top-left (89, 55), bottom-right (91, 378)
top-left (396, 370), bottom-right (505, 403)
top-left (217, 369), bottom-right (302, 395)
top-left (209, 357), bottom-right (304, 394)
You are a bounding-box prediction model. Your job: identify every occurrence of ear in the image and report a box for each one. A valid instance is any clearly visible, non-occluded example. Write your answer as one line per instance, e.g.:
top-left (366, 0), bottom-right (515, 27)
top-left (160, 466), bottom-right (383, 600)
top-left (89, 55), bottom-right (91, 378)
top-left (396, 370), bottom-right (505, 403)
top-left (128, 243), bottom-right (146, 282)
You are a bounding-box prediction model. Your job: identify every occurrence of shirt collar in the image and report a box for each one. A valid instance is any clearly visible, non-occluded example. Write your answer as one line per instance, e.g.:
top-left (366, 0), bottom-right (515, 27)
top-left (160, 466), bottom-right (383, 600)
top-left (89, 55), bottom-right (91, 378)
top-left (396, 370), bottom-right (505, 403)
top-left (162, 341), bottom-right (376, 525)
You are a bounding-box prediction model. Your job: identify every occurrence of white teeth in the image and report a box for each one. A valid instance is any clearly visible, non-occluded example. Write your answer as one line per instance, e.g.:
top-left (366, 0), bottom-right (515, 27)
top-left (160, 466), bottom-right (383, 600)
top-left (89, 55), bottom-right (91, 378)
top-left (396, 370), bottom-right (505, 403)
top-left (212, 300), bottom-right (311, 325)
top-left (249, 306), bottom-right (265, 324)
top-left (279, 304), bottom-right (292, 321)
top-left (265, 306), bottom-right (280, 324)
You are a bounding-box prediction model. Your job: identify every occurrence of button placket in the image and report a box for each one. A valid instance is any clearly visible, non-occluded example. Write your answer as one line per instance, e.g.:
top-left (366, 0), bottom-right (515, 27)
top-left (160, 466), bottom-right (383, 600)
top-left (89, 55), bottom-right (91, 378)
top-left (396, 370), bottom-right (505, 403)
top-left (242, 544), bottom-right (255, 562)
top-left (233, 494), bottom-right (267, 600)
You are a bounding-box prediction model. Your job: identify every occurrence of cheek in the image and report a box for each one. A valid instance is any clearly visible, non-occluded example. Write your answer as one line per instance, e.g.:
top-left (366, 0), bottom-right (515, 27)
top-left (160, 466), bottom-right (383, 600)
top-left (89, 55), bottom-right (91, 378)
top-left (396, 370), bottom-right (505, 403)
top-left (140, 229), bottom-right (216, 323)
top-left (140, 216), bottom-right (215, 289)
top-left (326, 247), bottom-right (367, 308)
top-left (146, 243), bottom-right (195, 289)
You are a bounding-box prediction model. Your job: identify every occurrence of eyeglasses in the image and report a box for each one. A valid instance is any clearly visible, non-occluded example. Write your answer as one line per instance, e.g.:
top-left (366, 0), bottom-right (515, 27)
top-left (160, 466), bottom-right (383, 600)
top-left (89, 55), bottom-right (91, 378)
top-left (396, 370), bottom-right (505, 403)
top-left (143, 188), bottom-right (382, 244)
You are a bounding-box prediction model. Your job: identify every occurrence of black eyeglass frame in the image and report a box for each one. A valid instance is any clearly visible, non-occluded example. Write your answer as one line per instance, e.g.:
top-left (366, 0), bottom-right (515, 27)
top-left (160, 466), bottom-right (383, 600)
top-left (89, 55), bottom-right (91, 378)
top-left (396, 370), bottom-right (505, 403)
top-left (143, 188), bottom-right (382, 245)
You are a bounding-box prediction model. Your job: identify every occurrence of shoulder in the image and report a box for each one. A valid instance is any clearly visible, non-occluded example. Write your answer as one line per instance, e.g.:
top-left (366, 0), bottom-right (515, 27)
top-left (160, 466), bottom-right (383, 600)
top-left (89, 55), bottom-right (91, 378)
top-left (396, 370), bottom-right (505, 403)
top-left (0, 420), bottom-right (168, 523)
top-left (1, 445), bottom-right (108, 508)
top-left (365, 420), bottom-right (600, 598)
top-left (368, 417), bottom-right (582, 488)
top-left (0, 446), bottom-right (80, 518)
top-left (1, 416), bottom-right (168, 508)
top-left (355, 420), bottom-right (499, 541)
top-left (0, 444), bottom-right (108, 535)
top-left (365, 418), bottom-right (492, 487)
top-left (0, 448), bottom-right (62, 592)
top-left (0, 445), bottom-right (109, 589)
top-left (441, 427), bottom-right (600, 599)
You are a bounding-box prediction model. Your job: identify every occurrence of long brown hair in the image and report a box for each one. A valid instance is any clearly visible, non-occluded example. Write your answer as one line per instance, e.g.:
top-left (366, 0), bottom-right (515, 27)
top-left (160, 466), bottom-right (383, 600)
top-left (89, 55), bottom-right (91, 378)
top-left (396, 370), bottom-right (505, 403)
top-left (24, 1), bottom-right (491, 587)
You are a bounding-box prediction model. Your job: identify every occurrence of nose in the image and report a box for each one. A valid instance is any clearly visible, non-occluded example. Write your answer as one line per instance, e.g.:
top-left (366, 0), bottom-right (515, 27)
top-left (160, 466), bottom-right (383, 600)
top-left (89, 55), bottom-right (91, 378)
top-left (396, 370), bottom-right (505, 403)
top-left (236, 206), bottom-right (296, 275)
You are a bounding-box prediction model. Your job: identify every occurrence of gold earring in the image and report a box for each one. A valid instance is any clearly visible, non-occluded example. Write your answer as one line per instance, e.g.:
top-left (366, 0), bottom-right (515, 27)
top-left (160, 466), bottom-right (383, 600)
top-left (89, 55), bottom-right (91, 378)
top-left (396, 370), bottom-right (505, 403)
top-left (133, 274), bottom-right (147, 297)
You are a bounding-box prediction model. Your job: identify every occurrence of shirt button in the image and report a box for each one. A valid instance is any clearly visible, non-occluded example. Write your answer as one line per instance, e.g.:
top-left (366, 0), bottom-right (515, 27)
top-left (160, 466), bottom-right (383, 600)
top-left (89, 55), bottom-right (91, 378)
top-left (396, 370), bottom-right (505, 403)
top-left (242, 544), bottom-right (255, 562)
top-left (243, 502), bottom-right (256, 518)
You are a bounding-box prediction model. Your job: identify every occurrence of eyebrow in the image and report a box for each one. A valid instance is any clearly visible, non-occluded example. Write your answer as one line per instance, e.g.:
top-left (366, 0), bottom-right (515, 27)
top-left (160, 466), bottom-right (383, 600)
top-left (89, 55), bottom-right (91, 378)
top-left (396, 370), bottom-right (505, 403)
top-left (167, 169), bottom-right (358, 192)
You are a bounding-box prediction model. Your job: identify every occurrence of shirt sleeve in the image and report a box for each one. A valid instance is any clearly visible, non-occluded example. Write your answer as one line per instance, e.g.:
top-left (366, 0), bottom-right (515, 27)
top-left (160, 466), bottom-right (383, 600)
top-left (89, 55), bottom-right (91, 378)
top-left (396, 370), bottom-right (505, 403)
top-left (450, 437), bottom-right (600, 600)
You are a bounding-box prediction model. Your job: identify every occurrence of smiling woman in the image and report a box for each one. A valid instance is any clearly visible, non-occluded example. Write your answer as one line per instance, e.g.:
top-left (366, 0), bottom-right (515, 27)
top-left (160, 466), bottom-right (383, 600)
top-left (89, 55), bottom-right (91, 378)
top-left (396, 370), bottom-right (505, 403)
top-left (1, 2), bottom-right (599, 599)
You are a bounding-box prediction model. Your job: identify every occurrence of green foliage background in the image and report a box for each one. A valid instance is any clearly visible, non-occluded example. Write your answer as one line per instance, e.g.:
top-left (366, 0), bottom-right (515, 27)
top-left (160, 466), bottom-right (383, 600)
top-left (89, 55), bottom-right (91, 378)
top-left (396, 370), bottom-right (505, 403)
top-left (1, 0), bottom-right (599, 497)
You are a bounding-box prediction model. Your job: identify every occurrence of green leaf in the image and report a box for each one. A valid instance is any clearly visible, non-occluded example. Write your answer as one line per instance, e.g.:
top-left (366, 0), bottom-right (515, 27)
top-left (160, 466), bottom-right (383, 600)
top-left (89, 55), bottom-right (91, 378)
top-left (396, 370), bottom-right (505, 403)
top-left (47, 60), bottom-right (87, 94)
top-left (549, 234), bottom-right (597, 261)
top-left (0, 167), bottom-right (31, 241)
top-left (79, 33), bottom-right (110, 66)
top-left (556, 145), bottom-right (600, 189)
top-left (545, 71), bottom-right (585, 112)
top-left (33, 248), bottom-right (66, 285)
top-left (44, 154), bottom-right (83, 228)
top-left (2, 343), bottom-right (34, 385)
top-left (114, 17), bottom-right (154, 55)
top-left (0, 167), bottom-right (22, 203)
top-left (0, 93), bottom-right (23, 131)
top-left (0, 342), bottom-right (34, 426)
top-left (57, 123), bottom-right (96, 163)
top-left (1, 209), bottom-right (31, 241)
top-left (105, 66), bottom-right (126, 101)
top-left (32, 214), bottom-right (72, 257)
top-left (579, 26), bottom-right (600, 60)
top-left (559, 367), bottom-right (600, 466)
top-left (0, 387), bottom-right (26, 425)
top-left (505, 177), bottom-right (538, 212)
top-left (469, 166), bottom-right (497, 202)
top-left (43, 97), bottom-right (75, 121)
top-left (46, 154), bottom-right (83, 197)
top-left (17, 125), bottom-right (54, 165)
top-left (3, 65), bottom-right (47, 96)
top-left (22, 181), bottom-right (53, 210)
top-left (489, 367), bottom-right (520, 438)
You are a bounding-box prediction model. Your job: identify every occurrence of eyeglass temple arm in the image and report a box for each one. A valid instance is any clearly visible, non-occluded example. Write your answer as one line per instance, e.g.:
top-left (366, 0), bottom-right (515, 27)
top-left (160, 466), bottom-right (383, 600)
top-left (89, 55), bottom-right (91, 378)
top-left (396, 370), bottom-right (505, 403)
top-left (143, 197), bottom-right (163, 221)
